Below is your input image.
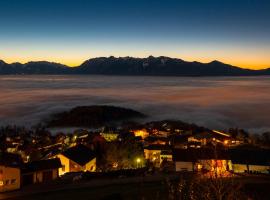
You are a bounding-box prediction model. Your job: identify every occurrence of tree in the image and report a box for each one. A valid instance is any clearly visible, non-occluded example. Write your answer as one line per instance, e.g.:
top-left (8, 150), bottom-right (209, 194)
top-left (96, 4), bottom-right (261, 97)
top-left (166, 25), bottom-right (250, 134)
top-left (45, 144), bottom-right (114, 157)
top-left (101, 141), bottom-right (143, 171)
top-left (262, 132), bottom-right (270, 146)
top-left (167, 175), bottom-right (246, 200)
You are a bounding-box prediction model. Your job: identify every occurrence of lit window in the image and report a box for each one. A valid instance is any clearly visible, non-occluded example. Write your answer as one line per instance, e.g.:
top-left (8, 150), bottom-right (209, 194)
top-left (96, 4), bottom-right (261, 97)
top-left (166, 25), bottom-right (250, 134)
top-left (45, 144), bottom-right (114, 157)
top-left (0, 181), bottom-right (4, 186)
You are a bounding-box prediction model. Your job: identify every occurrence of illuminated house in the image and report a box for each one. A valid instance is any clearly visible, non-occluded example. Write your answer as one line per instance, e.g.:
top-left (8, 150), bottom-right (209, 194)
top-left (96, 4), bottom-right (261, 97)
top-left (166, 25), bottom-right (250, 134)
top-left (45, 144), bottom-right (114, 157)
top-left (160, 150), bottom-right (173, 162)
top-left (173, 148), bottom-right (232, 175)
top-left (189, 130), bottom-right (232, 147)
top-left (100, 132), bottom-right (119, 142)
top-left (56, 144), bottom-right (96, 175)
top-left (144, 136), bottom-right (169, 146)
top-left (21, 158), bottom-right (61, 185)
top-left (133, 129), bottom-right (149, 139)
top-left (0, 153), bottom-right (22, 192)
top-left (230, 149), bottom-right (270, 174)
top-left (173, 149), bottom-right (195, 172)
top-left (144, 145), bottom-right (172, 167)
top-left (196, 149), bottom-right (232, 176)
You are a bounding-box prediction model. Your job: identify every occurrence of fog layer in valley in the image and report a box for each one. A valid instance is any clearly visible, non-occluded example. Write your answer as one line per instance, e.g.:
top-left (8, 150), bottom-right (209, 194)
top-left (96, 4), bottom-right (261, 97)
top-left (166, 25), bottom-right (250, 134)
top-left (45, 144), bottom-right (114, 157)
top-left (0, 75), bottom-right (269, 133)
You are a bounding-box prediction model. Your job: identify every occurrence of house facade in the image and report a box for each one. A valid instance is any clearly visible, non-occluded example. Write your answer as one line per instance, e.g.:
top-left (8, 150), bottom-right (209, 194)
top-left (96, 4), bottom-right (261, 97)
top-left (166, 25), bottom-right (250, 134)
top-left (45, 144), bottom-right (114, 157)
top-left (144, 145), bottom-right (172, 167)
top-left (0, 153), bottom-right (22, 192)
top-left (173, 148), bottom-right (232, 175)
top-left (230, 149), bottom-right (270, 174)
top-left (0, 165), bottom-right (20, 192)
top-left (56, 144), bottom-right (96, 175)
top-left (21, 158), bottom-right (61, 185)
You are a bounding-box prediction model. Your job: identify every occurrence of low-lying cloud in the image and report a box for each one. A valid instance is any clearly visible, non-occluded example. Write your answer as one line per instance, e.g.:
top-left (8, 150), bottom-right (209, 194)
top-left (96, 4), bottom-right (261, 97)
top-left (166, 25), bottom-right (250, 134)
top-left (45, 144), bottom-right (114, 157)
top-left (0, 75), bottom-right (269, 133)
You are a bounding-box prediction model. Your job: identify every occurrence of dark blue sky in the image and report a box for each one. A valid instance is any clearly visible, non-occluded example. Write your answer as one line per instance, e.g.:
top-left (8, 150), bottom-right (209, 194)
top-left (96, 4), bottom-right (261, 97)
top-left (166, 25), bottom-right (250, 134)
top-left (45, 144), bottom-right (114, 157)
top-left (0, 0), bottom-right (269, 68)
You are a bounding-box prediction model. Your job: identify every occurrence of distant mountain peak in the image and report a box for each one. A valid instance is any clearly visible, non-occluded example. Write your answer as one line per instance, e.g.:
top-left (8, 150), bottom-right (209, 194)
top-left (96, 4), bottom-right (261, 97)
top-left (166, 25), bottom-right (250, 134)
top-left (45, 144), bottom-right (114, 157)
top-left (0, 60), bottom-right (7, 65)
top-left (0, 56), bottom-right (269, 76)
top-left (209, 60), bottom-right (225, 65)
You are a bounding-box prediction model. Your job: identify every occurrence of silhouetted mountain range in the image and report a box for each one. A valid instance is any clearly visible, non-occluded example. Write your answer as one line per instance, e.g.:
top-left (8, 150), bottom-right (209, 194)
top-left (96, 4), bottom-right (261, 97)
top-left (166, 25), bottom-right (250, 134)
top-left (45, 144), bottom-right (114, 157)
top-left (1, 56), bottom-right (270, 76)
top-left (0, 60), bottom-right (70, 74)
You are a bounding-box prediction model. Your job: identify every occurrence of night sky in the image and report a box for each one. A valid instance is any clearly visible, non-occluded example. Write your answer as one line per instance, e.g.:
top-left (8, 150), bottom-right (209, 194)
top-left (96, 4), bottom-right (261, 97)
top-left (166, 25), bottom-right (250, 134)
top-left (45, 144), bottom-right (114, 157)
top-left (0, 0), bottom-right (269, 69)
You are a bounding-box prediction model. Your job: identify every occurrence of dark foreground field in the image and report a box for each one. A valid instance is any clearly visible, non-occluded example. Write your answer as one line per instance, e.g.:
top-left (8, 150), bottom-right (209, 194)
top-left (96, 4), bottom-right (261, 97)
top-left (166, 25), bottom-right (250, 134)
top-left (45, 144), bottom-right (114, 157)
top-left (1, 175), bottom-right (270, 200)
top-left (1, 174), bottom-right (176, 200)
top-left (4, 182), bottom-right (168, 200)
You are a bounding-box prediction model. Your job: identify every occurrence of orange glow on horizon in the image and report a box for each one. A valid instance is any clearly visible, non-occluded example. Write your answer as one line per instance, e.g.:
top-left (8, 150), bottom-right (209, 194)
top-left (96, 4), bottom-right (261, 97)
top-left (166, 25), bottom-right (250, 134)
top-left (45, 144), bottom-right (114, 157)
top-left (1, 55), bottom-right (269, 70)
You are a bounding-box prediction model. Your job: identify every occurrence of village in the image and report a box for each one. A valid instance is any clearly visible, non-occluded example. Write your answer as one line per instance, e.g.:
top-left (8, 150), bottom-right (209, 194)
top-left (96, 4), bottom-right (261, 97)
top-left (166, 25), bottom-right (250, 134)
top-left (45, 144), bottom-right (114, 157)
top-left (0, 120), bottom-right (270, 197)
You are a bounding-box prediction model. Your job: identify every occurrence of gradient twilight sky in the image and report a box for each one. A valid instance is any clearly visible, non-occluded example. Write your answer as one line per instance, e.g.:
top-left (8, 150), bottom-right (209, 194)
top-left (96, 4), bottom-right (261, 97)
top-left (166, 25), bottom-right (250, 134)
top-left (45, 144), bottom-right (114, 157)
top-left (0, 0), bottom-right (270, 69)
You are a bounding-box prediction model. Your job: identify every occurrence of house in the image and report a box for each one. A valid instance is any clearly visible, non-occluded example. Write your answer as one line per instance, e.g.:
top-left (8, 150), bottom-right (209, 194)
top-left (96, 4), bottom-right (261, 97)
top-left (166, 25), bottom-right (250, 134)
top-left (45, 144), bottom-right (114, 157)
top-left (172, 135), bottom-right (189, 149)
top-left (0, 153), bottom-right (22, 192)
top-left (56, 144), bottom-right (96, 175)
top-left (144, 145), bottom-right (171, 167)
top-left (133, 129), bottom-right (149, 139)
top-left (144, 136), bottom-right (169, 146)
top-left (173, 148), bottom-right (232, 175)
top-left (152, 130), bottom-right (170, 138)
top-left (230, 149), bottom-right (270, 174)
top-left (173, 149), bottom-right (196, 172)
top-left (21, 158), bottom-right (61, 185)
top-left (196, 148), bottom-right (232, 176)
top-left (160, 150), bottom-right (173, 162)
top-left (100, 132), bottom-right (119, 142)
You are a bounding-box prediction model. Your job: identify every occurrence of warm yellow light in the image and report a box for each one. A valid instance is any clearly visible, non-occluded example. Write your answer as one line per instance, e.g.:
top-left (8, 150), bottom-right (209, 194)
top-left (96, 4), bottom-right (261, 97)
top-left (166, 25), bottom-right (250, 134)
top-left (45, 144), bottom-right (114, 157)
top-left (0, 181), bottom-right (4, 186)
top-left (136, 158), bottom-right (141, 163)
top-left (134, 129), bottom-right (149, 139)
top-left (113, 162), bottom-right (118, 168)
top-left (213, 130), bottom-right (231, 137)
top-left (224, 140), bottom-right (229, 145)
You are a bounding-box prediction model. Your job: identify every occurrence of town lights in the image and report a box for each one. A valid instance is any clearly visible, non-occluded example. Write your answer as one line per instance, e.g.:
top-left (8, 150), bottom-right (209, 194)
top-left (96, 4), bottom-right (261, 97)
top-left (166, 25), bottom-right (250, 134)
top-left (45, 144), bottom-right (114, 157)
top-left (136, 158), bottom-right (141, 168)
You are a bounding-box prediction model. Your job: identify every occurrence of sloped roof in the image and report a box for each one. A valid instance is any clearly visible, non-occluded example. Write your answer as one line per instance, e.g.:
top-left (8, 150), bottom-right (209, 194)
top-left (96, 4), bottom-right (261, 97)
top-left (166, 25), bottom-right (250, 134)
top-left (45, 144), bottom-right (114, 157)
top-left (173, 148), bottom-right (230, 162)
top-left (229, 149), bottom-right (270, 166)
top-left (22, 158), bottom-right (62, 173)
top-left (0, 152), bottom-right (23, 167)
top-left (62, 144), bottom-right (96, 166)
top-left (144, 144), bottom-right (171, 151)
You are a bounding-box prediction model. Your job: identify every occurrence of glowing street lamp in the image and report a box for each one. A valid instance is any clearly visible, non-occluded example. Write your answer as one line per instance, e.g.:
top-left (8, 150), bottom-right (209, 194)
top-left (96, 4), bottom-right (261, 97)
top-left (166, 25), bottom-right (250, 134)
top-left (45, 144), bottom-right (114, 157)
top-left (136, 158), bottom-right (141, 168)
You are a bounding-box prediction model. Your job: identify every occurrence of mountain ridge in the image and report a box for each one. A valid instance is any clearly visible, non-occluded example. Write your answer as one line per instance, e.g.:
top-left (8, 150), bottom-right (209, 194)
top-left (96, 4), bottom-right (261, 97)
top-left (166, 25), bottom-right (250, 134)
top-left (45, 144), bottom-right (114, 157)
top-left (0, 56), bottom-right (269, 76)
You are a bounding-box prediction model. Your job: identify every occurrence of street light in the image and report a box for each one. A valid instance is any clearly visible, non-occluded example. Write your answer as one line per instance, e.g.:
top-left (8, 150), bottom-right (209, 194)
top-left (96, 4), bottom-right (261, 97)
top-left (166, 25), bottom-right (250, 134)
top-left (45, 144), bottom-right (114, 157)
top-left (136, 158), bottom-right (141, 168)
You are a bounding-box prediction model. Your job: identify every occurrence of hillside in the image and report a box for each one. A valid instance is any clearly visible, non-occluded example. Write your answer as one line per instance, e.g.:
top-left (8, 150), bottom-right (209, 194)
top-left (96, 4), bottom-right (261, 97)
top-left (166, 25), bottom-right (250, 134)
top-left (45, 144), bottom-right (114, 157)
top-left (46, 105), bottom-right (146, 128)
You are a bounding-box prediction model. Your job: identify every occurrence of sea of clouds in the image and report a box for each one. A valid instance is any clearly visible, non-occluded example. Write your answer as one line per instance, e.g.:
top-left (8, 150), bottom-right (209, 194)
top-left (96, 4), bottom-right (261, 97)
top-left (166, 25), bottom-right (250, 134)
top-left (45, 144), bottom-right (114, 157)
top-left (0, 75), bottom-right (269, 133)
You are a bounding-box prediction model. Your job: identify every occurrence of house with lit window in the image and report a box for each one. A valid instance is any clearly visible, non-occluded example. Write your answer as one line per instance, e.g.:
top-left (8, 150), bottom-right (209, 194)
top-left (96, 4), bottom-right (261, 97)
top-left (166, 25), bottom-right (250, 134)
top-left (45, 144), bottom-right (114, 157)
top-left (0, 153), bottom-right (22, 192)
top-left (229, 149), bottom-right (270, 174)
top-left (21, 158), bottom-right (61, 185)
top-left (100, 132), bottom-right (119, 142)
top-left (173, 148), bottom-right (232, 176)
top-left (144, 145), bottom-right (172, 167)
top-left (133, 129), bottom-right (149, 139)
top-left (173, 149), bottom-right (196, 172)
top-left (56, 144), bottom-right (96, 175)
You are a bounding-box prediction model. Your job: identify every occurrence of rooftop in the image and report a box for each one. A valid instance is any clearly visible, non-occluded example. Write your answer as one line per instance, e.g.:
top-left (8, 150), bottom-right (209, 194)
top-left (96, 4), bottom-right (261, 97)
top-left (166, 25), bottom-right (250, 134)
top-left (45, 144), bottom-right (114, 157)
top-left (0, 152), bottom-right (23, 167)
top-left (21, 158), bottom-right (62, 173)
top-left (62, 144), bottom-right (96, 166)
